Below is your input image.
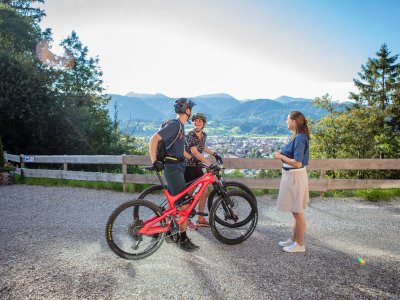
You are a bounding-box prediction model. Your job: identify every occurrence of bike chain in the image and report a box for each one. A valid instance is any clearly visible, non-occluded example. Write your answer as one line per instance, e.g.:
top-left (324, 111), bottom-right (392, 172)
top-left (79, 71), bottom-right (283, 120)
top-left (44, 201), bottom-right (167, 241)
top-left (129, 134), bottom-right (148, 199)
top-left (128, 217), bottom-right (183, 251)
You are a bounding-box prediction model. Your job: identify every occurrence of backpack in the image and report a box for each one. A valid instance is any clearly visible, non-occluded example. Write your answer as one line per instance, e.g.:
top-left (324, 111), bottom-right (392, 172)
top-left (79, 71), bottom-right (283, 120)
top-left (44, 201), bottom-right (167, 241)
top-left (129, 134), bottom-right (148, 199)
top-left (156, 119), bottom-right (183, 162)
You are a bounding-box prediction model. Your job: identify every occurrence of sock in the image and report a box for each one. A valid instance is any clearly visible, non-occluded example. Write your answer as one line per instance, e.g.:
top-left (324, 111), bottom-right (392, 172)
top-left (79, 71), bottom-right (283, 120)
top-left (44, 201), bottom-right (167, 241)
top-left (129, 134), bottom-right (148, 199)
top-left (180, 231), bottom-right (187, 242)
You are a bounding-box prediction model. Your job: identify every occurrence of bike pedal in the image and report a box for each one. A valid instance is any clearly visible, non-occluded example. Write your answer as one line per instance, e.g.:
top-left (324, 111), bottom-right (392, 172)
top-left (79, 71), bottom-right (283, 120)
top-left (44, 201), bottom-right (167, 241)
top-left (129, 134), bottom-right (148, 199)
top-left (189, 209), bottom-right (196, 218)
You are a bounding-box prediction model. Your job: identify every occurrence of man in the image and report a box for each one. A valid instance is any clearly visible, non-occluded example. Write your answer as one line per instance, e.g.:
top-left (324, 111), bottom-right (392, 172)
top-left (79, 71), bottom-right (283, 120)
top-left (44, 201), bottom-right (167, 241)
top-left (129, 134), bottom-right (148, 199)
top-left (148, 98), bottom-right (199, 252)
top-left (185, 112), bottom-right (222, 229)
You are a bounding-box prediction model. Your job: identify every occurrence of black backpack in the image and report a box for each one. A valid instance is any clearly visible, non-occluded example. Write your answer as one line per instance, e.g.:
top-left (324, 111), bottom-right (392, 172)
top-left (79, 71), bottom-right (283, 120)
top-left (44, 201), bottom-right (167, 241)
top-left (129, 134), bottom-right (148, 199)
top-left (156, 119), bottom-right (183, 162)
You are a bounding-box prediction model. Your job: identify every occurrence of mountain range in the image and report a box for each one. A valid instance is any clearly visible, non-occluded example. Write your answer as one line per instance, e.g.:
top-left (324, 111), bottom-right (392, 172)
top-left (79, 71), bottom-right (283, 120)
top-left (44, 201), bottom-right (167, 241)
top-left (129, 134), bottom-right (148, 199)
top-left (106, 93), bottom-right (349, 136)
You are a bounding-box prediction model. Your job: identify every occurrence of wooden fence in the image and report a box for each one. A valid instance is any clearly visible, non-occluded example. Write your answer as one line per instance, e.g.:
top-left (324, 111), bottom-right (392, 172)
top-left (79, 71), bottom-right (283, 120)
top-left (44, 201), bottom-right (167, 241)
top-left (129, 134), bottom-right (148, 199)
top-left (4, 152), bottom-right (400, 195)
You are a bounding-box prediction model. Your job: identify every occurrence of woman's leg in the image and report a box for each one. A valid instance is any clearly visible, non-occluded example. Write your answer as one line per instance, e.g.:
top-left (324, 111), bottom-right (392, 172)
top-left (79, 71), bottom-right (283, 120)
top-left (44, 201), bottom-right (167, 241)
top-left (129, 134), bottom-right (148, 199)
top-left (292, 212), bottom-right (306, 245)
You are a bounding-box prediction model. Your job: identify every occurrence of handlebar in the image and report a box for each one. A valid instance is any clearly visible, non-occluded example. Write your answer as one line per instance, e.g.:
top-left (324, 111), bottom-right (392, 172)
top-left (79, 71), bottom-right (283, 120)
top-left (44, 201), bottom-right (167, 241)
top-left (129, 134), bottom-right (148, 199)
top-left (200, 162), bottom-right (223, 172)
top-left (144, 162), bottom-right (224, 173)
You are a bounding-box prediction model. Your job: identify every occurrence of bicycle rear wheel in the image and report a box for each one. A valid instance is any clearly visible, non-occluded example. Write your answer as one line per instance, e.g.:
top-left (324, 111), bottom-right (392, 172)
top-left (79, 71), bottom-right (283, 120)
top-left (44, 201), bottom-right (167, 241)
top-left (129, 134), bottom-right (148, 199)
top-left (209, 190), bottom-right (258, 245)
top-left (134, 185), bottom-right (167, 220)
top-left (106, 199), bottom-right (166, 260)
top-left (138, 185), bottom-right (165, 203)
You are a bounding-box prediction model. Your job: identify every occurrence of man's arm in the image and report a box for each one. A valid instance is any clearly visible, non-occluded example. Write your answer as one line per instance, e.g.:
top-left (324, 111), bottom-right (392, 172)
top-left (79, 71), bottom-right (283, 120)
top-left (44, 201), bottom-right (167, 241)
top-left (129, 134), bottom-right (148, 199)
top-left (149, 133), bottom-right (162, 164)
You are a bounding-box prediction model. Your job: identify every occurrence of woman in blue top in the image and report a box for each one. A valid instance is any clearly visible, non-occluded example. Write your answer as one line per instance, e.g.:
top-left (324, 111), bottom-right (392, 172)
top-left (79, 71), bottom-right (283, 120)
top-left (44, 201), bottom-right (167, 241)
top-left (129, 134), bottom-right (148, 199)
top-left (274, 111), bottom-right (310, 253)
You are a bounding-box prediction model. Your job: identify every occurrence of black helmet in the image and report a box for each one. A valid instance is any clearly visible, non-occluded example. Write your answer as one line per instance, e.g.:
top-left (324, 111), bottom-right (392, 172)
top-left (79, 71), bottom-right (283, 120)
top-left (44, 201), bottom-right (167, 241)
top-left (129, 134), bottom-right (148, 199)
top-left (174, 98), bottom-right (196, 114)
top-left (192, 112), bottom-right (207, 124)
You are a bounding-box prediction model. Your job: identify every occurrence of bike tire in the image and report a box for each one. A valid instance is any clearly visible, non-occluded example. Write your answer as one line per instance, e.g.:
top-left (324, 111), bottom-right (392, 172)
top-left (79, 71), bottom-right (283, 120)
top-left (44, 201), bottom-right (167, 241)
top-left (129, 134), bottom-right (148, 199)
top-left (209, 190), bottom-right (258, 245)
top-left (106, 199), bottom-right (166, 260)
top-left (134, 185), bottom-right (166, 219)
top-left (207, 181), bottom-right (256, 212)
top-left (138, 185), bottom-right (164, 200)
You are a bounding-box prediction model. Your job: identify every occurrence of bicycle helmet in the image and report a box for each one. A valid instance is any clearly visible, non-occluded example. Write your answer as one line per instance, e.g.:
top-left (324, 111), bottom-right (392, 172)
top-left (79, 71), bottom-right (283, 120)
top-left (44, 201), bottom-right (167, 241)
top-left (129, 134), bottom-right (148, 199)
top-left (174, 98), bottom-right (196, 114)
top-left (192, 112), bottom-right (207, 124)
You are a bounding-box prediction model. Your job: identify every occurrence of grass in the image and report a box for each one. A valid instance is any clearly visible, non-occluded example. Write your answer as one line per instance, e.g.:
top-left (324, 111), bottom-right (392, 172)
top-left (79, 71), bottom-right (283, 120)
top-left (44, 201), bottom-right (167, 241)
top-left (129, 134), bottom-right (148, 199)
top-left (14, 175), bottom-right (400, 201)
top-left (15, 175), bottom-right (152, 193)
top-left (310, 189), bottom-right (400, 201)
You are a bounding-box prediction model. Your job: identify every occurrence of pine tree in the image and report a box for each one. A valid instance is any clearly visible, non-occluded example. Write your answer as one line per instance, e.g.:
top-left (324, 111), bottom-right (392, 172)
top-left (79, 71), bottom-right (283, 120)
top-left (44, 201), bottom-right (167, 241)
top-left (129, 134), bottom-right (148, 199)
top-left (350, 44), bottom-right (400, 110)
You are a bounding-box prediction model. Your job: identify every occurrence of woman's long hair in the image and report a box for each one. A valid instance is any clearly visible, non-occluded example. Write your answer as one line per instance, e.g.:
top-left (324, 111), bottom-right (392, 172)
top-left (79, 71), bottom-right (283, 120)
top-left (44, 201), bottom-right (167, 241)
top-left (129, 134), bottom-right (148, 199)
top-left (289, 111), bottom-right (310, 140)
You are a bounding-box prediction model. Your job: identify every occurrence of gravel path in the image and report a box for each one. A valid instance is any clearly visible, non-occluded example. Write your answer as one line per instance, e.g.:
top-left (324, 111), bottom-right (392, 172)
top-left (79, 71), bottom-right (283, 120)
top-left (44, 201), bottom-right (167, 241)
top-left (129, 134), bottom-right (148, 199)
top-left (0, 185), bottom-right (399, 299)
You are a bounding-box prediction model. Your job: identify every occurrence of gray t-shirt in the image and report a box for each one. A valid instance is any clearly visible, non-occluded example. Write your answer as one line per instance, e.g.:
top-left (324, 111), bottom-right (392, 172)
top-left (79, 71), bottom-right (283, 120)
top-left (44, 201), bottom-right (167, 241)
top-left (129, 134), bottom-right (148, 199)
top-left (157, 119), bottom-right (186, 171)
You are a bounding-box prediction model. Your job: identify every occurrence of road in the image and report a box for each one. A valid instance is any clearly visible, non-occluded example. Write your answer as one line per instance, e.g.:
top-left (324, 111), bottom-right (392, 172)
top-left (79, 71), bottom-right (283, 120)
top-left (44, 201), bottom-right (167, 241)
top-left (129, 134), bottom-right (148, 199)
top-left (0, 185), bottom-right (399, 299)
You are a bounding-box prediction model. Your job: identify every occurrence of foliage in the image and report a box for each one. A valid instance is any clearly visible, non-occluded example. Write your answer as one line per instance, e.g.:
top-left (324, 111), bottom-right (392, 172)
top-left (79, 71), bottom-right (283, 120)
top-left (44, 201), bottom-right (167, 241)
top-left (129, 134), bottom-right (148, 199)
top-left (349, 43), bottom-right (400, 161)
top-left (311, 44), bottom-right (400, 179)
top-left (0, 162), bottom-right (16, 172)
top-left (0, 137), bottom-right (4, 165)
top-left (0, 3), bottom-right (144, 156)
top-left (256, 169), bottom-right (281, 178)
top-left (350, 44), bottom-right (399, 110)
top-left (0, 0), bottom-right (45, 21)
top-left (311, 94), bottom-right (344, 160)
top-left (0, 137), bottom-right (15, 172)
top-left (226, 169), bottom-right (245, 178)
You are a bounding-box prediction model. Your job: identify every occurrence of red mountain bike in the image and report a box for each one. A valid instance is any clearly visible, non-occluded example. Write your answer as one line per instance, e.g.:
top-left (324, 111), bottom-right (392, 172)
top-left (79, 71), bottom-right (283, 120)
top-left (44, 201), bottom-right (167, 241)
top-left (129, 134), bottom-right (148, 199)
top-left (106, 163), bottom-right (258, 260)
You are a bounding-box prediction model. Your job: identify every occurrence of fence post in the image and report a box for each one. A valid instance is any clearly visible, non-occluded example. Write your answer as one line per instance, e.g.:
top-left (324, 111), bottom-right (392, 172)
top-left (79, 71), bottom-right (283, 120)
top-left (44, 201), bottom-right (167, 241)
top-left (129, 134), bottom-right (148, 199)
top-left (63, 163), bottom-right (68, 171)
top-left (320, 170), bottom-right (326, 197)
top-left (122, 154), bottom-right (127, 192)
top-left (20, 154), bottom-right (25, 168)
top-left (3, 151), bottom-right (7, 164)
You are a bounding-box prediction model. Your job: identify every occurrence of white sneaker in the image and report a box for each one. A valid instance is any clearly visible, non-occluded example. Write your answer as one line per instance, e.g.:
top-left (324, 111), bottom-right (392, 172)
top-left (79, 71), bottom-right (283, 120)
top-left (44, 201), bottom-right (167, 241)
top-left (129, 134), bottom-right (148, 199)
top-left (278, 239), bottom-right (294, 247)
top-left (282, 242), bottom-right (305, 253)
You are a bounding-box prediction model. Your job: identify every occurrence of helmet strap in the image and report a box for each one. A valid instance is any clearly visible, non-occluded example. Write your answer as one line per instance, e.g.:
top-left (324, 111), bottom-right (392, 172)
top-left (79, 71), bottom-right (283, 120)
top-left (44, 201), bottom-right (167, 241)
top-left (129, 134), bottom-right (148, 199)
top-left (185, 111), bottom-right (192, 124)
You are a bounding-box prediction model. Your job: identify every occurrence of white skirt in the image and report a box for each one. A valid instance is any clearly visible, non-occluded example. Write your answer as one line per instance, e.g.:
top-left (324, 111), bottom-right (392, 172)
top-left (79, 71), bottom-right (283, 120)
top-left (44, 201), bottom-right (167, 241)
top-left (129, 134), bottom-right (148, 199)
top-left (276, 167), bottom-right (310, 213)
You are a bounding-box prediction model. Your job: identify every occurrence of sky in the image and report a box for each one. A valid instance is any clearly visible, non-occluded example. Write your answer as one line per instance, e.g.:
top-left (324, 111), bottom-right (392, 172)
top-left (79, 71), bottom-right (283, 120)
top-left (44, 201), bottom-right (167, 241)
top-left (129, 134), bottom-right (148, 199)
top-left (38, 0), bottom-right (400, 101)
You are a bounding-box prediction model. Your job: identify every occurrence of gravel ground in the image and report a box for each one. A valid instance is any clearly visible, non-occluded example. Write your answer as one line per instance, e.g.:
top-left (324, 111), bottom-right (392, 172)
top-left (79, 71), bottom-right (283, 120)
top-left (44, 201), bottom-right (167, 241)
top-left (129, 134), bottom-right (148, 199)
top-left (0, 184), bottom-right (399, 300)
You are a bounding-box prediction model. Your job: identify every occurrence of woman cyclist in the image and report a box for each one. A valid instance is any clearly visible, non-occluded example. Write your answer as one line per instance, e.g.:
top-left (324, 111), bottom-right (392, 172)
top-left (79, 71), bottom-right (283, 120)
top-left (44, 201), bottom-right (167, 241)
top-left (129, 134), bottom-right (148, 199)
top-left (185, 112), bottom-right (222, 229)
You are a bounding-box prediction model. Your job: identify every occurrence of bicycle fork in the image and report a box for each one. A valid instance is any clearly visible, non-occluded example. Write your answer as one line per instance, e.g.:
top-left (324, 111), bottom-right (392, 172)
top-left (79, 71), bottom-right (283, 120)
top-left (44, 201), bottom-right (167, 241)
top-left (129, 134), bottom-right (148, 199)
top-left (213, 183), bottom-right (239, 222)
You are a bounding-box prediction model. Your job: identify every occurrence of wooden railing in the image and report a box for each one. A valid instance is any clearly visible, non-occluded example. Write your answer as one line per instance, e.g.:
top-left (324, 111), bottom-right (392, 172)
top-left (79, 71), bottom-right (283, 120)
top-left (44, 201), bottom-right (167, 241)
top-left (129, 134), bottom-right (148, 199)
top-left (4, 152), bottom-right (400, 194)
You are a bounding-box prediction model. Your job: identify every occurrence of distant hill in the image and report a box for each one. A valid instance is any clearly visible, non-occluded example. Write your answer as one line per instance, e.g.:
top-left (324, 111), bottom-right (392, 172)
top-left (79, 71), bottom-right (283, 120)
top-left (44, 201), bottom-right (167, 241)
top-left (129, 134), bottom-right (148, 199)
top-left (106, 92), bottom-right (341, 135)
top-left (106, 94), bottom-right (164, 121)
top-left (221, 99), bottom-right (285, 119)
top-left (274, 95), bottom-right (313, 103)
top-left (192, 94), bottom-right (241, 119)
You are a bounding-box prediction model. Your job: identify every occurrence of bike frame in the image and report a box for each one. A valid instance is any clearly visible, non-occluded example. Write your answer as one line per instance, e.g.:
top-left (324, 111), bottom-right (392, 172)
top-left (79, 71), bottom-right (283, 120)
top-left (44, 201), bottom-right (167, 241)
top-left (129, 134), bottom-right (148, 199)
top-left (137, 170), bottom-right (217, 235)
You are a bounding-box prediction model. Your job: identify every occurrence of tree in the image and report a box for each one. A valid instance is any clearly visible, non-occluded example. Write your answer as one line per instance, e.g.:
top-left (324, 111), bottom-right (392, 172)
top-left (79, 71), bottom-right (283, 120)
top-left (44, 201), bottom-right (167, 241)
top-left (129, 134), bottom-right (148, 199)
top-left (350, 44), bottom-right (400, 110)
top-left (311, 45), bottom-right (400, 179)
top-left (0, 5), bottom-right (131, 155)
top-left (311, 94), bottom-right (343, 161)
top-left (0, 0), bottom-right (45, 21)
top-left (0, 5), bottom-right (56, 154)
top-left (350, 44), bottom-right (400, 161)
top-left (50, 31), bottom-right (117, 154)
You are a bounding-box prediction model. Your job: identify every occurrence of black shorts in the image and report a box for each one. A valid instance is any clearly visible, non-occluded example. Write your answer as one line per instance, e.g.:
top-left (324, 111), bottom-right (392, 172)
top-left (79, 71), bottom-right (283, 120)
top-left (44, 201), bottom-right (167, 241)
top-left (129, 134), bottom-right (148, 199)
top-left (184, 166), bottom-right (204, 183)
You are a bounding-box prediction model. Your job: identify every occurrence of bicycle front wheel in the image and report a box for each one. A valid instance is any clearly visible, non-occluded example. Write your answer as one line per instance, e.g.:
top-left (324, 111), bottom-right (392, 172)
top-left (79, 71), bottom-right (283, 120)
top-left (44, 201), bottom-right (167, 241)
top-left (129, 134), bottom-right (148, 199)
top-left (106, 199), bottom-right (166, 260)
top-left (209, 190), bottom-right (258, 245)
top-left (207, 181), bottom-right (256, 212)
